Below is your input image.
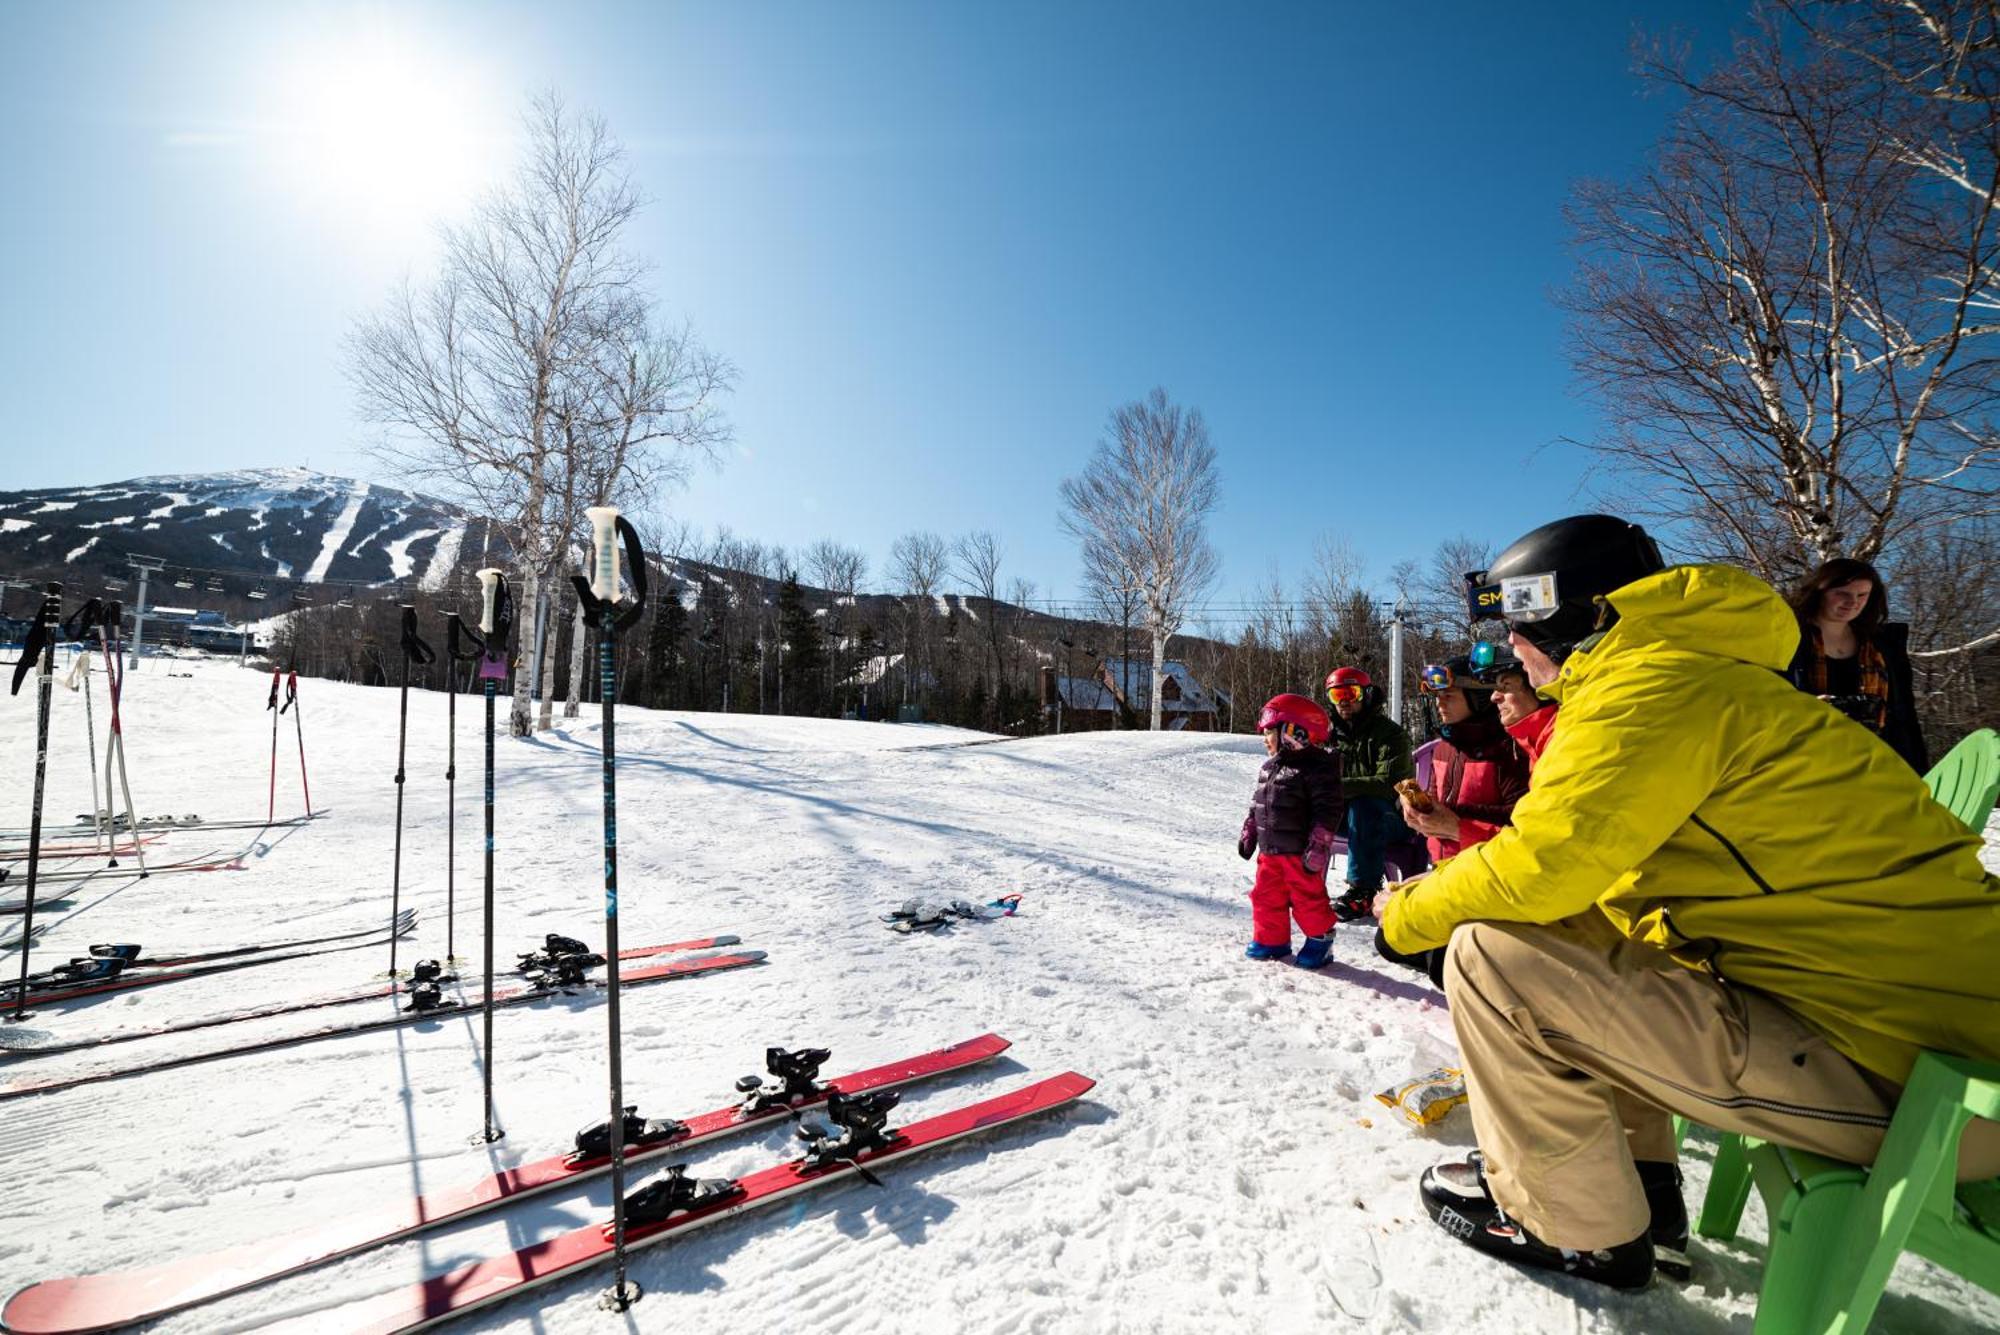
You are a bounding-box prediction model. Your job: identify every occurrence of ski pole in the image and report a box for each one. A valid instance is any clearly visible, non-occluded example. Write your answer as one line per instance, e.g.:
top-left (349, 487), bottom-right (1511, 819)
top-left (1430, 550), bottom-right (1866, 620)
top-left (388, 607), bottom-right (435, 982)
top-left (97, 603), bottom-right (146, 876)
top-left (571, 506), bottom-right (649, 1311)
top-left (472, 568), bottom-right (512, 1145)
top-left (283, 670), bottom-right (312, 818)
top-left (444, 613), bottom-right (483, 966)
top-left (7, 586), bottom-right (62, 1022)
top-left (62, 635), bottom-right (103, 856)
top-left (265, 666), bottom-right (282, 825)
top-left (55, 600), bottom-right (107, 862)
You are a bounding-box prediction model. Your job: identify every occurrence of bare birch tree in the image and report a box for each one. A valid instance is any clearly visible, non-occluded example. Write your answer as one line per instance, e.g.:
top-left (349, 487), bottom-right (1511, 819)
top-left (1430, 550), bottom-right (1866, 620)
top-left (349, 92), bottom-right (733, 735)
top-left (806, 539), bottom-right (868, 711)
top-left (1564, 4), bottom-right (1999, 655)
top-left (952, 530), bottom-right (1006, 717)
top-left (888, 531), bottom-right (947, 711)
top-left (1059, 388), bottom-right (1222, 730)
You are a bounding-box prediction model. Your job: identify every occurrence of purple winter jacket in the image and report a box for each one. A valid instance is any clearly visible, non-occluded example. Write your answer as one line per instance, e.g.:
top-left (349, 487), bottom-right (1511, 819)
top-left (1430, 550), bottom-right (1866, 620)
top-left (1245, 745), bottom-right (1344, 857)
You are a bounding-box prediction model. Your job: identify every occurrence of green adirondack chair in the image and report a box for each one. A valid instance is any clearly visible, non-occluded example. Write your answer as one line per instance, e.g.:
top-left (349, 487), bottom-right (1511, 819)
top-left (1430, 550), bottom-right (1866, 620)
top-left (1680, 728), bottom-right (2000, 1327)
top-left (1693, 1051), bottom-right (2000, 1334)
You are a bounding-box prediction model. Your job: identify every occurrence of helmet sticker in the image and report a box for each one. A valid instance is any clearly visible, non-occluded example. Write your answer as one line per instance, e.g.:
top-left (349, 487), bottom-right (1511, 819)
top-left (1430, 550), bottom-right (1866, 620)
top-left (1498, 573), bottom-right (1560, 622)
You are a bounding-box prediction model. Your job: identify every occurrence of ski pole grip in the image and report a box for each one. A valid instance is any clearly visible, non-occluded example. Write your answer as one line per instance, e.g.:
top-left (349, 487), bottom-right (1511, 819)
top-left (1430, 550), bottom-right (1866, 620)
top-left (586, 506), bottom-right (621, 601)
top-left (477, 568), bottom-right (505, 635)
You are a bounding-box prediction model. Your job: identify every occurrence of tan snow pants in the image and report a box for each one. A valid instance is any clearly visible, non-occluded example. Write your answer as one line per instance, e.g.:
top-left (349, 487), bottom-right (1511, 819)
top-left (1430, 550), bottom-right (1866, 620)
top-left (1445, 912), bottom-right (2000, 1250)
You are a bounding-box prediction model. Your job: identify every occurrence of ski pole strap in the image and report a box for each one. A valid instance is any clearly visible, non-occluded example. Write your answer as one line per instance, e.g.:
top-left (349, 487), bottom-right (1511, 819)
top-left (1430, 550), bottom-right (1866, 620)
top-left (281, 671), bottom-right (299, 715)
top-left (11, 594), bottom-right (59, 697)
top-left (267, 668), bottom-right (281, 711)
top-left (446, 612), bottom-right (485, 663)
top-left (60, 598), bottom-right (103, 646)
top-left (400, 606), bottom-right (437, 666)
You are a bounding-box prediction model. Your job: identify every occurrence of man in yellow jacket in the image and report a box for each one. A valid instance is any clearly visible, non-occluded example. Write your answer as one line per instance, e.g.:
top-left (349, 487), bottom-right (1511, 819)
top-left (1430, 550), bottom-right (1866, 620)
top-left (1383, 514), bottom-right (2000, 1291)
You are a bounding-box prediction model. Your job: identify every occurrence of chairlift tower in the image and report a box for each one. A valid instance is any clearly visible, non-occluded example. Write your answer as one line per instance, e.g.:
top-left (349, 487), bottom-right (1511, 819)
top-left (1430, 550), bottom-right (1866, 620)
top-left (126, 556), bottom-right (165, 670)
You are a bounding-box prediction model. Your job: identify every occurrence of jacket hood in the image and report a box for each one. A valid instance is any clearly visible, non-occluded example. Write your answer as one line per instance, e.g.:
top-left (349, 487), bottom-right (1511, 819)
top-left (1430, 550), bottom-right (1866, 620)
top-left (1550, 564), bottom-right (1800, 700)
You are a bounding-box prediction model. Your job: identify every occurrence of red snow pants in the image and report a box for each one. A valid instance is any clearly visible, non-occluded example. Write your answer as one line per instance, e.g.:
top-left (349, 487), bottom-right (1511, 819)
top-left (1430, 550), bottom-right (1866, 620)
top-left (1249, 852), bottom-right (1335, 946)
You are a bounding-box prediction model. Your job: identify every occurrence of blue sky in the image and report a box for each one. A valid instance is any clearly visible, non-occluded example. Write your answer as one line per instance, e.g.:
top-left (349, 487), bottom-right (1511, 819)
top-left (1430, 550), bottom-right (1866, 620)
top-left (0, 1), bottom-right (1746, 613)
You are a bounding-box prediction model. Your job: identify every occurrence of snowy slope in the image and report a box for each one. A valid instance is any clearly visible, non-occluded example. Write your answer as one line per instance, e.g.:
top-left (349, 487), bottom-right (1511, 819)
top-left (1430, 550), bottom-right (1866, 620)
top-left (0, 469), bottom-right (494, 596)
top-left (0, 655), bottom-right (1995, 1334)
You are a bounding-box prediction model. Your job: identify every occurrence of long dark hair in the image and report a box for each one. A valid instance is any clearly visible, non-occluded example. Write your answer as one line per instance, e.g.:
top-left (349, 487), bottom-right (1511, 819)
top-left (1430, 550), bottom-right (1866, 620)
top-left (1789, 558), bottom-right (1888, 637)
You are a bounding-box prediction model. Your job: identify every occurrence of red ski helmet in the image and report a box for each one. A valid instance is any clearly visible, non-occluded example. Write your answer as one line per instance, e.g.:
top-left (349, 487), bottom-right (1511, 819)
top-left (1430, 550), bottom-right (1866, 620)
top-left (1325, 666), bottom-right (1371, 706)
top-left (1257, 693), bottom-right (1330, 746)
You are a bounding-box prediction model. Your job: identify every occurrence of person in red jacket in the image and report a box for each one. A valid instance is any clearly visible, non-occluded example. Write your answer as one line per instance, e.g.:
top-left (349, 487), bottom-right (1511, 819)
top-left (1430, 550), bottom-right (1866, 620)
top-left (1397, 657), bottom-right (1530, 862)
top-left (1479, 650), bottom-right (1558, 763)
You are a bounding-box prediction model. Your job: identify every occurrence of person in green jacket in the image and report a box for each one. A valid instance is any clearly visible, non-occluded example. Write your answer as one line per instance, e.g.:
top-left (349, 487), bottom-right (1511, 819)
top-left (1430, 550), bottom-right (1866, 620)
top-left (1324, 666), bottom-right (1414, 921)
top-left (1388, 514), bottom-right (2000, 1293)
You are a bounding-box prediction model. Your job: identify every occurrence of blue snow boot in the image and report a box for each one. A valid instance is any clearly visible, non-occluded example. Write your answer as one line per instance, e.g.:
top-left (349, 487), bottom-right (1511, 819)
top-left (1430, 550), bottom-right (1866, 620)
top-left (1293, 933), bottom-right (1334, 969)
top-left (1244, 940), bottom-right (1293, 961)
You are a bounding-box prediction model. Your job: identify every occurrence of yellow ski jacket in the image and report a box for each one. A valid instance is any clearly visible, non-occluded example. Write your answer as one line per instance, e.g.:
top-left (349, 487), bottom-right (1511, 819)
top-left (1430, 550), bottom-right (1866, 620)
top-left (1381, 563), bottom-right (2000, 1083)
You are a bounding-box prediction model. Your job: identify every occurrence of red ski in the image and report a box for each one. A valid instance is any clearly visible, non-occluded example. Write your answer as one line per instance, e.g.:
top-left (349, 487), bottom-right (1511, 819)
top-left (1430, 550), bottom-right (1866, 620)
top-left (0, 950), bottom-right (767, 1104)
top-left (273, 1072), bottom-right (1091, 1335)
top-left (0, 1034), bottom-right (1013, 1334)
top-left (0, 933), bottom-right (739, 1063)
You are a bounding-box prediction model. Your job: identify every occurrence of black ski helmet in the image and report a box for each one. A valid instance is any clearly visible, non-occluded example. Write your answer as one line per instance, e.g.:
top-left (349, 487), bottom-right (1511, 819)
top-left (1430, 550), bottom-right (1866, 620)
top-left (1468, 514), bottom-right (1664, 661)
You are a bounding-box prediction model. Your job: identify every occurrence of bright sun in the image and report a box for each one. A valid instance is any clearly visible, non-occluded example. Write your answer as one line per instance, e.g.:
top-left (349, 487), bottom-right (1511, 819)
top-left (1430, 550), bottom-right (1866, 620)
top-left (268, 23), bottom-right (501, 233)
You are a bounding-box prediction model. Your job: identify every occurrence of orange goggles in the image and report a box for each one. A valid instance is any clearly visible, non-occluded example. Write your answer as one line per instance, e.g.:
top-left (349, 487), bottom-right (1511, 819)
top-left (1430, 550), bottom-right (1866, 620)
top-left (1326, 684), bottom-right (1364, 704)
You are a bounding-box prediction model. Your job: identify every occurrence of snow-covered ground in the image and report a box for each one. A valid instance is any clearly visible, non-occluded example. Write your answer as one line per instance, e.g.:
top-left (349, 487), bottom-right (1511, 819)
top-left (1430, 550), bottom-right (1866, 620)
top-left (0, 654), bottom-right (1995, 1334)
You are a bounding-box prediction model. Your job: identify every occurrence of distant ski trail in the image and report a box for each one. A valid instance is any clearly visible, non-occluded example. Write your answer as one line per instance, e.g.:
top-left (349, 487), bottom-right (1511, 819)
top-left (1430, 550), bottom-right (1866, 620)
top-left (302, 482), bottom-right (368, 583)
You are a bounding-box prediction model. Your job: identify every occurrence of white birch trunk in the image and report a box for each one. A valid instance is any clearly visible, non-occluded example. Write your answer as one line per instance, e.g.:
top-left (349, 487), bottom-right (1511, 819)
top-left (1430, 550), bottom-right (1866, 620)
top-left (564, 596), bottom-right (587, 718)
top-left (536, 599), bottom-right (558, 730)
top-left (1149, 630), bottom-right (1167, 731)
top-left (509, 568), bottom-right (541, 737)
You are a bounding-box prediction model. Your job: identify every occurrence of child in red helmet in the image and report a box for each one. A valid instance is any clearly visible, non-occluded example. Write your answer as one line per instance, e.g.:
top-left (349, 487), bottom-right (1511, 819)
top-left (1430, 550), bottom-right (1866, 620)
top-left (1237, 693), bottom-right (1346, 968)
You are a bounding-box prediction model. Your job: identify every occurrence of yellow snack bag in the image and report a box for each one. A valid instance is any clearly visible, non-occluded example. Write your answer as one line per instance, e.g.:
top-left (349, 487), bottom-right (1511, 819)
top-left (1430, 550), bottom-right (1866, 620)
top-left (1373, 1066), bottom-right (1468, 1128)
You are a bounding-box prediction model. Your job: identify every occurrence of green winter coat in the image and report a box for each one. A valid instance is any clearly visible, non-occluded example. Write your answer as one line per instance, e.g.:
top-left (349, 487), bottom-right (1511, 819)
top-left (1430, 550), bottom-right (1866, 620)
top-left (1330, 705), bottom-right (1414, 803)
top-left (1382, 563), bottom-right (2000, 1084)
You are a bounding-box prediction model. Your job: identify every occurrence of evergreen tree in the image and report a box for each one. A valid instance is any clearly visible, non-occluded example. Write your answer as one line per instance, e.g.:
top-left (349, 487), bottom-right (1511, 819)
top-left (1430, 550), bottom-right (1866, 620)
top-left (777, 573), bottom-right (826, 715)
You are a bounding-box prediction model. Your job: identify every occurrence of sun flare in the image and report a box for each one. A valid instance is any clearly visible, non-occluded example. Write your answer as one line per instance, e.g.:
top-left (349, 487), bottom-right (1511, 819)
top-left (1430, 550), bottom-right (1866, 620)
top-left (267, 24), bottom-right (501, 232)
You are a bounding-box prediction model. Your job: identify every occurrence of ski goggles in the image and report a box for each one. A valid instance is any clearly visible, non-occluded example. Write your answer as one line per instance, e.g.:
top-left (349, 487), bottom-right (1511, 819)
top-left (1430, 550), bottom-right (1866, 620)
top-left (1419, 660), bottom-right (1498, 694)
top-left (1418, 663), bottom-right (1463, 693)
top-left (1464, 569), bottom-right (1561, 624)
top-left (1326, 683), bottom-right (1365, 704)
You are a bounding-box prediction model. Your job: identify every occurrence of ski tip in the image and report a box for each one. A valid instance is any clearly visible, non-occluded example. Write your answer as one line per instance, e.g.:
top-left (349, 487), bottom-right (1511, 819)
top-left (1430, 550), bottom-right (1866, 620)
top-left (1043, 1071), bottom-right (1096, 1100)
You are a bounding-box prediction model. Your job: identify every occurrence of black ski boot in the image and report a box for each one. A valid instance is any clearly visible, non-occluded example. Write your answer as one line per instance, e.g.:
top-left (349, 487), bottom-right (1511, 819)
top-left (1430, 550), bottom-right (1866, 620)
top-left (1420, 1158), bottom-right (1654, 1291)
top-left (619, 1163), bottom-right (742, 1229)
top-left (568, 1105), bottom-right (691, 1165)
top-left (1421, 1151), bottom-right (1691, 1280)
top-left (1637, 1160), bottom-right (1690, 1280)
top-left (736, 1046), bottom-right (832, 1114)
top-left (1332, 890), bottom-right (1376, 923)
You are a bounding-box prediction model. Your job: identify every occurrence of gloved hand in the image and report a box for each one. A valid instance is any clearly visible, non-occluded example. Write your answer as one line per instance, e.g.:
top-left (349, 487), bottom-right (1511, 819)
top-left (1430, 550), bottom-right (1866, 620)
top-left (1302, 825), bottom-right (1336, 877)
top-left (1237, 812), bottom-right (1257, 860)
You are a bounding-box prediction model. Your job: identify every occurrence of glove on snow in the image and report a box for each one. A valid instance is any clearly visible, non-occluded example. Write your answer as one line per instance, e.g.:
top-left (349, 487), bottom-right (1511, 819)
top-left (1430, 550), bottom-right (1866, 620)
top-left (1237, 812), bottom-right (1257, 860)
top-left (1302, 825), bottom-right (1336, 877)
